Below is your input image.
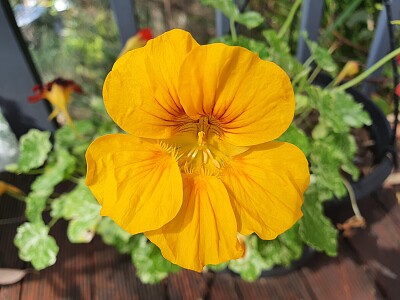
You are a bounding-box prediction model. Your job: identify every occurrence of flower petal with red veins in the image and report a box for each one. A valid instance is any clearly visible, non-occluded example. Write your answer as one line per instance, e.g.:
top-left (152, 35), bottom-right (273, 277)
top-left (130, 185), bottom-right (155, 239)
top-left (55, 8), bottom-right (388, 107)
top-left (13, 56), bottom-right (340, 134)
top-left (178, 44), bottom-right (294, 146)
top-left (104, 29), bottom-right (200, 139)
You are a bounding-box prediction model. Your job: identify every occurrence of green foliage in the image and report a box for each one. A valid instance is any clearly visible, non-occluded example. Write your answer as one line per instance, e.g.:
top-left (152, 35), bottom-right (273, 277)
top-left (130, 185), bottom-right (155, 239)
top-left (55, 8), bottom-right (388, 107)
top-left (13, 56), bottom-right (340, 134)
top-left (201, 0), bottom-right (264, 29)
top-left (229, 235), bottom-right (268, 281)
top-left (25, 149), bottom-right (76, 223)
top-left (131, 235), bottom-right (180, 284)
top-left (257, 224), bottom-right (304, 268)
top-left (7, 129), bottom-right (52, 173)
top-left (14, 222), bottom-right (59, 270)
top-left (299, 186), bottom-right (338, 256)
top-left (96, 217), bottom-right (132, 254)
top-left (305, 36), bottom-right (338, 76)
top-left (279, 125), bottom-right (310, 156)
top-left (51, 180), bottom-right (101, 243)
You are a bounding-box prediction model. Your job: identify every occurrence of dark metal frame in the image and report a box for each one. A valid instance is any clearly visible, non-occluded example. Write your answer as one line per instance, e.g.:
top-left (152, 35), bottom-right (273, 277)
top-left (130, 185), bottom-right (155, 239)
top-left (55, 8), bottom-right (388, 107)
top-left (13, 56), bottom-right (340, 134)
top-left (0, 1), bottom-right (56, 137)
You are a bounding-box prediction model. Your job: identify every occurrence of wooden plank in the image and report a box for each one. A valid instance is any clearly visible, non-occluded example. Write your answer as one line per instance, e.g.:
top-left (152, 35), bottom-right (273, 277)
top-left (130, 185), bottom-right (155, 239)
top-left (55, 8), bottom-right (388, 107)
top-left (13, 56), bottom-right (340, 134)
top-left (208, 272), bottom-right (239, 300)
top-left (0, 219), bottom-right (23, 300)
top-left (301, 245), bottom-right (379, 300)
top-left (0, 173), bottom-right (30, 299)
top-left (344, 193), bottom-right (400, 299)
top-left (235, 270), bottom-right (314, 300)
top-left (375, 188), bottom-right (400, 234)
top-left (167, 269), bottom-right (208, 300)
top-left (91, 237), bottom-right (166, 300)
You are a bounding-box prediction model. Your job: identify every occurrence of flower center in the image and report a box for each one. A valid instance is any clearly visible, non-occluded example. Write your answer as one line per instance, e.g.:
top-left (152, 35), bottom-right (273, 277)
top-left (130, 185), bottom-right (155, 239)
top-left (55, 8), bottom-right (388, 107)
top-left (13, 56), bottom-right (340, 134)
top-left (169, 116), bottom-right (225, 175)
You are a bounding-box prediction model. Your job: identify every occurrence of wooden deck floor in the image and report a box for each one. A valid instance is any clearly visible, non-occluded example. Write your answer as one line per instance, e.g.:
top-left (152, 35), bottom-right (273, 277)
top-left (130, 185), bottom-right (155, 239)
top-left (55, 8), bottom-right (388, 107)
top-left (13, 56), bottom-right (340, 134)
top-left (1, 173), bottom-right (399, 300)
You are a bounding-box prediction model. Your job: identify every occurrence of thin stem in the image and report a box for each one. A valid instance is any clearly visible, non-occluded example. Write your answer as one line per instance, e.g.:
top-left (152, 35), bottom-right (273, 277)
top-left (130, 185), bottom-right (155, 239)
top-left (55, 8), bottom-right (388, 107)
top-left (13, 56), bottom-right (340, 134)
top-left (320, 0), bottom-right (363, 41)
top-left (230, 19), bottom-right (237, 42)
top-left (307, 66), bottom-right (321, 84)
top-left (0, 215), bottom-right (26, 225)
top-left (333, 47), bottom-right (400, 92)
top-left (5, 192), bottom-right (26, 202)
top-left (48, 217), bottom-right (59, 229)
top-left (278, 0), bottom-right (302, 39)
top-left (342, 178), bottom-right (362, 218)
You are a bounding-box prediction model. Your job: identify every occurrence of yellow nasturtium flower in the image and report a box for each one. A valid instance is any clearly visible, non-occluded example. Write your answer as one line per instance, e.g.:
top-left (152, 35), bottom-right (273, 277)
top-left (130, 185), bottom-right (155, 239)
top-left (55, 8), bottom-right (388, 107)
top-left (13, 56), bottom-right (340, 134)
top-left (29, 78), bottom-right (83, 126)
top-left (85, 29), bottom-right (310, 271)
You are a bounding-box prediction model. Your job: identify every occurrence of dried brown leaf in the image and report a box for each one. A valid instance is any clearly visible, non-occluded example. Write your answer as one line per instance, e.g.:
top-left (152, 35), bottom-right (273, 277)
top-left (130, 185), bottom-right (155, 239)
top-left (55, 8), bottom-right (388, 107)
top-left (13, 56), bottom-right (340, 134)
top-left (337, 215), bottom-right (366, 237)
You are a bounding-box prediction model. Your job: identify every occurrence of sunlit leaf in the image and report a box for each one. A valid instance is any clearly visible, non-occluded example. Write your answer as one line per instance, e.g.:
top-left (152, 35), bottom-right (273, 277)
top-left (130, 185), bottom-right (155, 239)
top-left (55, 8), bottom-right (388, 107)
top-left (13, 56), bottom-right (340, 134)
top-left (7, 129), bottom-right (51, 173)
top-left (14, 222), bottom-right (59, 270)
top-left (258, 224), bottom-right (304, 269)
top-left (51, 180), bottom-right (101, 243)
top-left (299, 187), bottom-right (338, 256)
top-left (279, 125), bottom-right (310, 156)
top-left (131, 235), bottom-right (180, 284)
top-left (236, 11), bottom-right (264, 29)
top-left (96, 217), bottom-right (132, 253)
top-left (228, 235), bottom-right (267, 281)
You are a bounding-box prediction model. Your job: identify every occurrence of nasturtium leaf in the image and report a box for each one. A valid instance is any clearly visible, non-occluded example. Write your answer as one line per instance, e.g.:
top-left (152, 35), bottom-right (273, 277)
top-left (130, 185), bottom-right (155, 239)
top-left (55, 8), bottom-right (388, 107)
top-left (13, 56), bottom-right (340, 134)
top-left (228, 235), bottom-right (268, 281)
top-left (201, 0), bottom-right (263, 30)
top-left (31, 149), bottom-right (76, 193)
top-left (305, 38), bottom-right (338, 76)
top-left (96, 217), bottom-right (132, 253)
top-left (299, 187), bottom-right (338, 256)
top-left (67, 218), bottom-right (99, 243)
top-left (51, 180), bottom-right (101, 243)
top-left (24, 150), bottom-right (75, 223)
top-left (207, 262), bottom-right (229, 272)
top-left (14, 222), bottom-right (59, 270)
top-left (294, 94), bottom-right (310, 114)
top-left (25, 190), bottom-right (50, 224)
top-left (55, 120), bottom-right (96, 150)
top-left (263, 30), bottom-right (304, 77)
top-left (310, 140), bottom-right (347, 199)
top-left (7, 129), bottom-right (52, 173)
top-left (257, 224), bottom-right (304, 268)
top-left (201, 0), bottom-right (239, 20)
top-left (312, 123), bottom-right (329, 139)
top-left (279, 125), bottom-right (310, 156)
top-left (236, 11), bottom-right (264, 29)
top-left (131, 235), bottom-right (180, 284)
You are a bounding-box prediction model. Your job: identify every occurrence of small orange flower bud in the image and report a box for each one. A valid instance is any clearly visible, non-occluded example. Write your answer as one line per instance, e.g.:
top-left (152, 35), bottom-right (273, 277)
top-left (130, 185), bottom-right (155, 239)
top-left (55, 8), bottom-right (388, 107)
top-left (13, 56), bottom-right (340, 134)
top-left (334, 61), bottom-right (359, 85)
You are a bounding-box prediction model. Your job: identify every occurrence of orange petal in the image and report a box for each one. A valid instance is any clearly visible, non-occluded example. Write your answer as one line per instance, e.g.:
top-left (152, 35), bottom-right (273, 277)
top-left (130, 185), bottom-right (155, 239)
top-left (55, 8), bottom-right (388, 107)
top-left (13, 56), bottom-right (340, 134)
top-left (178, 44), bottom-right (295, 146)
top-left (85, 134), bottom-right (183, 234)
top-left (104, 29), bottom-right (199, 139)
top-left (146, 174), bottom-right (244, 271)
top-left (221, 142), bottom-right (309, 239)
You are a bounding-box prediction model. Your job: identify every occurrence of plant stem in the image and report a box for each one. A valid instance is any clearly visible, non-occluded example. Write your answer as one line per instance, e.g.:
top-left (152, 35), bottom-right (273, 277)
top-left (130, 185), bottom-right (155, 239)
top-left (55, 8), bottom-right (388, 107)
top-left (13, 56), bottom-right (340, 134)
top-left (342, 178), bottom-right (362, 218)
top-left (278, 0), bottom-right (302, 39)
top-left (230, 19), bottom-right (237, 42)
top-left (48, 217), bottom-right (59, 229)
top-left (333, 47), bottom-right (400, 92)
top-left (320, 0), bottom-right (363, 40)
top-left (307, 66), bottom-right (321, 84)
